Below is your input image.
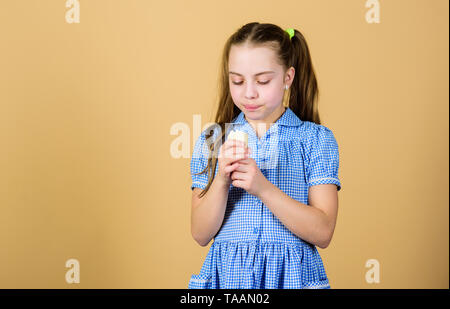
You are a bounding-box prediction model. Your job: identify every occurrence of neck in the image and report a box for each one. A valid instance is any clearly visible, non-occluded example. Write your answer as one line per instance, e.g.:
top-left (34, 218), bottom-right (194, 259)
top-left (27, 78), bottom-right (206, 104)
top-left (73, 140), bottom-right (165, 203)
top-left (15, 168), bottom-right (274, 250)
top-left (245, 105), bottom-right (286, 139)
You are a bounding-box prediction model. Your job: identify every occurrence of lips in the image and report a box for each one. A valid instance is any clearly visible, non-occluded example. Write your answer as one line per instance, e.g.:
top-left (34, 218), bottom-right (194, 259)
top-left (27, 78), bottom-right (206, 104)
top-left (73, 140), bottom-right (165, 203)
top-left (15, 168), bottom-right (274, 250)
top-left (244, 104), bottom-right (261, 111)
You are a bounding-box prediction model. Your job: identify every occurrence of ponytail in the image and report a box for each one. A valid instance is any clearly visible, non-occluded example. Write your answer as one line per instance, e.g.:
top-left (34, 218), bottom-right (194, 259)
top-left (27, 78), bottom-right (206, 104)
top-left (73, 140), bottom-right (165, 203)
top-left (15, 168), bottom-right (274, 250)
top-left (288, 29), bottom-right (321, 124)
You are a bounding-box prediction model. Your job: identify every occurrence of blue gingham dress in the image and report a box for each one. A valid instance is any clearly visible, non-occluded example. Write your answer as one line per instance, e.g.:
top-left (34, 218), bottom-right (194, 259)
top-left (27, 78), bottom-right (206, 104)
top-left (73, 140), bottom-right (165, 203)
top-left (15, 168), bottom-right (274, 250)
top-left (188, 107), bottom-right (341, 289)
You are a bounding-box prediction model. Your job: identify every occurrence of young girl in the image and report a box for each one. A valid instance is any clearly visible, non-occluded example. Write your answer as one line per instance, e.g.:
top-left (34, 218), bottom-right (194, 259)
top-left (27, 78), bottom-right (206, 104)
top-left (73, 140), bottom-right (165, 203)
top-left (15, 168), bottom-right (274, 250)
top-left (189, 22), bottom-right (341, 289)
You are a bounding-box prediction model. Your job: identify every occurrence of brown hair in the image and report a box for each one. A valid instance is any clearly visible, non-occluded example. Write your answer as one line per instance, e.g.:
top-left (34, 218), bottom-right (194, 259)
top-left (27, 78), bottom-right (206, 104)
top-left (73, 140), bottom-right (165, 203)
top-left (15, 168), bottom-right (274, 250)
top-left (195, 22), bottom-right (320, 198)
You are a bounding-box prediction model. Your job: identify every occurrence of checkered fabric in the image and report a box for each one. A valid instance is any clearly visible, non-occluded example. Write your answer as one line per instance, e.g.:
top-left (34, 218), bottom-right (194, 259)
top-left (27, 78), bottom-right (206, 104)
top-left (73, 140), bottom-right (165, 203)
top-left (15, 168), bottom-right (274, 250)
top-left (189, 107), bottom-right (341, 289)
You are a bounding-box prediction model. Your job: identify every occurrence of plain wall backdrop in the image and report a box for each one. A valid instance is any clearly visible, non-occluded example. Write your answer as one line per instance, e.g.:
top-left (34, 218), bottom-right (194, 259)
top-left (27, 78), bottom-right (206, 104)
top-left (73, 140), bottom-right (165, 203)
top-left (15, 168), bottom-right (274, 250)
top-left (0, 0), bottom-right (448, 288)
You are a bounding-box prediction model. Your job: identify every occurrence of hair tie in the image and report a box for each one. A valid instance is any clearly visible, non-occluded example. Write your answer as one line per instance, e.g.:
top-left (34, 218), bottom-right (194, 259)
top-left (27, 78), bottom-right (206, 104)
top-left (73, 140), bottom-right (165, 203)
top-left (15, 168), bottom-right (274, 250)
top-left (285, 28), bottom-right (295, 40)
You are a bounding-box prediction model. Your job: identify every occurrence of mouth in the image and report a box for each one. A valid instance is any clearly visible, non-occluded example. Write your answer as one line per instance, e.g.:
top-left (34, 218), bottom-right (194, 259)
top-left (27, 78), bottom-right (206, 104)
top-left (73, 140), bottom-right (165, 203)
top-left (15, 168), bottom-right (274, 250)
top-left (243, 104), bottom-right (262, 111)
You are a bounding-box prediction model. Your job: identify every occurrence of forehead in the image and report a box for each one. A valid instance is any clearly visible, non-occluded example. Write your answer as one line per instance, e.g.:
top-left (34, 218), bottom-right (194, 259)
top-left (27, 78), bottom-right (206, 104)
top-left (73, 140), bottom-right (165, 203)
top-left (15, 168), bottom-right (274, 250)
top-left (228, 44), bottom-right (280, 76)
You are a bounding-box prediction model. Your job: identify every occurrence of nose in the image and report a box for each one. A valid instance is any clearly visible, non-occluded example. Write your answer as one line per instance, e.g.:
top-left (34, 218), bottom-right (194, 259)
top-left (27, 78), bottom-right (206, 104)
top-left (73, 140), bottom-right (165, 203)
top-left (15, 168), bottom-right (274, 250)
top-left (244, 83), bottom-right (258, 100)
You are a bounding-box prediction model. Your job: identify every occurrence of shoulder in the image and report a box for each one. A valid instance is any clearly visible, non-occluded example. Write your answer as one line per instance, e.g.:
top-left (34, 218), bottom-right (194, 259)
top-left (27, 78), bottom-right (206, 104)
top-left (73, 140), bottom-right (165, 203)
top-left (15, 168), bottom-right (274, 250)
top-left (295, 121), bottom-right (339, 155)
top-left (278, 121), bottom-right (336, 143)
top-left (296, 120), bottom-right (336, 140)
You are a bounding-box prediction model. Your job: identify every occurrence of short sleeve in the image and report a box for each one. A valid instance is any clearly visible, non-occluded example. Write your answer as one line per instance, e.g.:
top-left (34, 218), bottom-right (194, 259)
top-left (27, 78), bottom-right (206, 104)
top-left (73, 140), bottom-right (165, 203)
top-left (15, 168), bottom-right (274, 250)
top-left (190, 130), bottom-right (211, 191)
top-left (307, 125), bottom-right (342, 191)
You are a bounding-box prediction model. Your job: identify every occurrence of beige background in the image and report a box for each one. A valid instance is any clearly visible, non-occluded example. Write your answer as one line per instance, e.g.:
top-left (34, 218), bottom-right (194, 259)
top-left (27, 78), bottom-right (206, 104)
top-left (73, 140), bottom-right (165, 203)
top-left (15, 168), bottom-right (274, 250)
top-left (0, 0), bottom-right (448, 289)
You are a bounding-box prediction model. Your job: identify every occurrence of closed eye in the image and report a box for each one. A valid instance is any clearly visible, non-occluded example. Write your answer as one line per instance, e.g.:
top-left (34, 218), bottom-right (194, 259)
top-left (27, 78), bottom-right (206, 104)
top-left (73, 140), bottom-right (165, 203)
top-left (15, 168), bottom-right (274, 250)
top-left (232, 81), bottom-right (270, 85)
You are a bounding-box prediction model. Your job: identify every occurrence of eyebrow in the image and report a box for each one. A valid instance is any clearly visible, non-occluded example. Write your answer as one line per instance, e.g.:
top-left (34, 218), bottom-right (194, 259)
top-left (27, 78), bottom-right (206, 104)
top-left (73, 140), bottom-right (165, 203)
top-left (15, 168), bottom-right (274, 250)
top-left (229, 71), bottom-right (275, 77)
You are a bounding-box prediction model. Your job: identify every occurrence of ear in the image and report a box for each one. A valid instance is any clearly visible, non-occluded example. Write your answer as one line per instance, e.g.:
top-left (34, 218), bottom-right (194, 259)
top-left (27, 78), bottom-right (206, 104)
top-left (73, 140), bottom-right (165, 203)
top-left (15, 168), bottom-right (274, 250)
top-left (284, 66), bottom-right (295, 86)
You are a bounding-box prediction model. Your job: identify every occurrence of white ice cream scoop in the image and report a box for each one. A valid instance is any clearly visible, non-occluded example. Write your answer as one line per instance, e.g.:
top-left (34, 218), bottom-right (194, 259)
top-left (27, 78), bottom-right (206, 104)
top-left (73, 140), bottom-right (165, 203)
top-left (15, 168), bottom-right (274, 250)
top-left (228, 130), bottom-right (248, 147)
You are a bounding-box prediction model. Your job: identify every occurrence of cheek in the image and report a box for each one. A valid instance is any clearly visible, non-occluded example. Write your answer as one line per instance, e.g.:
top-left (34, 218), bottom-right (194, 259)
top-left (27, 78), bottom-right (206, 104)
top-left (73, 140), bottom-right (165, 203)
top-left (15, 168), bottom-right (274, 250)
top-left (229, 87), bottom-right (240, 103)
top-left (262, 87), bottom-right (283, 105)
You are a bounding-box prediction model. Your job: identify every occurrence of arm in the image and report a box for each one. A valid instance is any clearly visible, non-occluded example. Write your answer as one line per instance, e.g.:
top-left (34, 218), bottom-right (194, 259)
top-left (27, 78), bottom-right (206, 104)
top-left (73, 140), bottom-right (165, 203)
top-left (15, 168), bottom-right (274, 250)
top-left (258, 181), bottom-right (339, 249)
top-left (190, 177), bottom-right (230, 247)
top-left (191, 138), bottom-right (249, 247)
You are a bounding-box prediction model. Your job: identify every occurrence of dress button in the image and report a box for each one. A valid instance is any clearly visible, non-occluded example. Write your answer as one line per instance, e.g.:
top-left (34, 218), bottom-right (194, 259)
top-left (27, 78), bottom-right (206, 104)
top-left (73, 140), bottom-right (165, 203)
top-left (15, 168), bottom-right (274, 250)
top-left (253, 227), bottom-right (258, 234)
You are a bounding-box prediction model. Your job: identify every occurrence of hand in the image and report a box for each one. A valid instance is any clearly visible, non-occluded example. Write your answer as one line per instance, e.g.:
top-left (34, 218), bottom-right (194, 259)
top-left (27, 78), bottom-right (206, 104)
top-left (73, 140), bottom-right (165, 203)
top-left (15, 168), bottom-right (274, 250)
top-left (230, 156), bottom-right (269, 198)
top-left (217, 139), bottom-right (251, 186)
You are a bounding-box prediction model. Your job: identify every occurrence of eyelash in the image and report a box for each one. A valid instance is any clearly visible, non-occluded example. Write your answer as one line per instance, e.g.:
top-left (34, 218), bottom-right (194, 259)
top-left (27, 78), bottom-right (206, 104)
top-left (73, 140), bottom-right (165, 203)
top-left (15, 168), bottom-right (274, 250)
top-left (232, 81), bottom-right (270, 85)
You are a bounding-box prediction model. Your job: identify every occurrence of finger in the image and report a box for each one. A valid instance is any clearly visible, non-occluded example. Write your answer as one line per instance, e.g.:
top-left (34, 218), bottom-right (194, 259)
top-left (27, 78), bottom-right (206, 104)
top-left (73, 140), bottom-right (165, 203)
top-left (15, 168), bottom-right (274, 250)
top-left (230, 154), bottom-right (249, 165)
top-left (219, 140), bottom-right (243, 156)
top-left (231, 171), bottom-right (245, 180)
top-left (234, 157), bottom-right (251, 165)
top-left (224, 161), bottom-right (239, 174)
top-left (226, 149), bottom-right (249, 161)
top-left (223, 147), bottom-right (246, 159)
top-left (225, 140), bottom-right (247, 152)
top-left (230, 146), bottom-right (247, 158)
top-left (227, 139), bottom-right (246, 147)
top-left (231, 179), bottom-right (244, 188)
top-left (233, 163), bottom-right (247, 173)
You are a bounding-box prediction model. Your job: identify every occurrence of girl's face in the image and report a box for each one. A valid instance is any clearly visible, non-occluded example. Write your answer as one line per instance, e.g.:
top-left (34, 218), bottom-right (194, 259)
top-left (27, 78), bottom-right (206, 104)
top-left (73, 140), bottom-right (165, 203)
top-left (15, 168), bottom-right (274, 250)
top-left (228, 44), bottom-right (293, 124)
